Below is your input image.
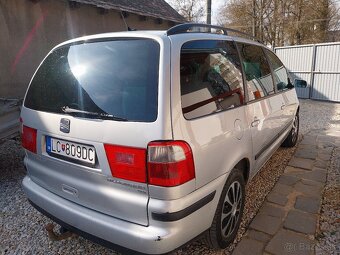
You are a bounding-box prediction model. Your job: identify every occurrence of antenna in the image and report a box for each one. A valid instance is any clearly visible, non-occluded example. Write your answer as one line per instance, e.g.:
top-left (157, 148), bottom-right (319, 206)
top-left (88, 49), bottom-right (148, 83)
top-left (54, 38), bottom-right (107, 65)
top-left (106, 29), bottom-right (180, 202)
top-left (120, 11), bottom-right (129, 31)
top-left (120, 11), bottom-right (136, 31)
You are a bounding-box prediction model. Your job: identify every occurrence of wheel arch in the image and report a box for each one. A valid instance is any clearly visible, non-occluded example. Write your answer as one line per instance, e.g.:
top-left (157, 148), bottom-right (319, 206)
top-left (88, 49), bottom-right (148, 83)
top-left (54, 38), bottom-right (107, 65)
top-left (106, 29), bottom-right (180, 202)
top-left (234, 158), bottom-right (250, 183)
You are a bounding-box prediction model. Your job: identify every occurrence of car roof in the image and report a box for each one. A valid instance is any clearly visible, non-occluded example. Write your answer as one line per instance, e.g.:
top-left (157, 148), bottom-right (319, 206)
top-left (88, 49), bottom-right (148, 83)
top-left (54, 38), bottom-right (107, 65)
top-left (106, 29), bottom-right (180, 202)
top-left (53, 30), bottom-right (167, 49)
top-left (53, 27), bottom-right (270, 52)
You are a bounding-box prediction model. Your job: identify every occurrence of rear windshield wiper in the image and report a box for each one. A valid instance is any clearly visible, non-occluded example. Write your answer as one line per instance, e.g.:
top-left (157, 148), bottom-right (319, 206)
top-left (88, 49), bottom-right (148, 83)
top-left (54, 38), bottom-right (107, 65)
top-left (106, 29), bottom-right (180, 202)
top-left (61, 106), bottom-right (128, 121)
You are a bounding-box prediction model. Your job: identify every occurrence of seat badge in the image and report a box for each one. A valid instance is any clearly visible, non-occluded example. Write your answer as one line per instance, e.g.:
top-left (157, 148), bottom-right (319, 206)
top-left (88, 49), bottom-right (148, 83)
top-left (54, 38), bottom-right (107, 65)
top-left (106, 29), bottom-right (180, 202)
top-left (60, 118), bottom-right (70, 133)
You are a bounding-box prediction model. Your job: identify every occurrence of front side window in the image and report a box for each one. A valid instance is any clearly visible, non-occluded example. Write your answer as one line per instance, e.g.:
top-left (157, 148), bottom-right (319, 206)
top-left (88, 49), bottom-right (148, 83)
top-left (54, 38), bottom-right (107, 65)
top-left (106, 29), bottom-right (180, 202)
top-left (237, 43), bottom-right (274, 101)
top-left (180, 40), bottom-right (244, 119)
top-left (25, 39), bottom-right (160, 122)
top-left (265, 49), bottom-right (291, 91)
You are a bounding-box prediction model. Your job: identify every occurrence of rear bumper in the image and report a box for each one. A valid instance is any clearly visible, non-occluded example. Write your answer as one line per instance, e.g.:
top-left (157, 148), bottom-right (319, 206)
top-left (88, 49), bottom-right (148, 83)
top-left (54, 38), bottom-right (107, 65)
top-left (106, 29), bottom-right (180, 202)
top-left (22, 175), bottom-right (224, 254)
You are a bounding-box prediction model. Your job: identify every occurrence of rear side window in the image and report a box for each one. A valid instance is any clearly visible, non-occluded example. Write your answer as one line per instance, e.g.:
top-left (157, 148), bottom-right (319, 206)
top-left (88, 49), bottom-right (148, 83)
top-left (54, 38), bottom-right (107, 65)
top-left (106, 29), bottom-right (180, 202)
top-left (265, 49), bottom-right (291, 91)
top-left (180, 40), bottom-right (244, 120)
top-left (237, 43), bottom-right (274, 101)
top-left (24, 39), bottom-right (160, 122)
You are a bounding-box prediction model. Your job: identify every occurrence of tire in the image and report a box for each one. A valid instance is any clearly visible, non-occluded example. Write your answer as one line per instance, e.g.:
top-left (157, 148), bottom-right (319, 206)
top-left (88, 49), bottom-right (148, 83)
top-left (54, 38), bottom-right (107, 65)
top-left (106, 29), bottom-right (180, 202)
top-left (281, 112), bottom-right (299, 148)
top-left (205, 169), bottom-right (245, 249)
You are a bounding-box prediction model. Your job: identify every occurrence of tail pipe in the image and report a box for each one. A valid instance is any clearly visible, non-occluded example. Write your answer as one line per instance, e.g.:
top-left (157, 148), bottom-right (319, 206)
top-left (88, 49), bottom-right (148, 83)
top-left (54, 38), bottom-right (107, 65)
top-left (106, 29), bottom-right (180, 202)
top-left (45, 223), bottom-right (76, 241)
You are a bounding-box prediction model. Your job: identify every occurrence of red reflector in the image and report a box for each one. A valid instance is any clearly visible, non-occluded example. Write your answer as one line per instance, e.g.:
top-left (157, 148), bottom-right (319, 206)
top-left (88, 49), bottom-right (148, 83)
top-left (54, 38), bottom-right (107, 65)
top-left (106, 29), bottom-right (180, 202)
top-left (22, 125), bottom-right (37, 153)
top-left (104, 144), bottom-right (147, 183)
top-left (147, 141), bottom-right (195, 187)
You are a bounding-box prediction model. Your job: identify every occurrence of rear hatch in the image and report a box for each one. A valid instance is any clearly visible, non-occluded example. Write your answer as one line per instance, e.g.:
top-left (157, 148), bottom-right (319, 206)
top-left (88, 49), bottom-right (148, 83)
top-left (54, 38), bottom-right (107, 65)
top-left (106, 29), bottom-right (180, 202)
top-left (21, 35), bottom-right (171, 226)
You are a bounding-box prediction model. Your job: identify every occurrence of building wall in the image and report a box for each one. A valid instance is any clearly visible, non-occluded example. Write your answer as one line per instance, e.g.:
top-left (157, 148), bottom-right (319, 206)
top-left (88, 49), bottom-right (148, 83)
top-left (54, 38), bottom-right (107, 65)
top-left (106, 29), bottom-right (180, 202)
top-left (0, 0), bottom-right (173, 98)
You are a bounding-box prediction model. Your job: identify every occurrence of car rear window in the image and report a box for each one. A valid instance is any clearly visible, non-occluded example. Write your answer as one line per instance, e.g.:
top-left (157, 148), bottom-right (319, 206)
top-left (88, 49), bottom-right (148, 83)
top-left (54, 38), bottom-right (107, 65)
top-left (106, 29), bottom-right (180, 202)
top-left (24, 39), bottom-right (160, 122)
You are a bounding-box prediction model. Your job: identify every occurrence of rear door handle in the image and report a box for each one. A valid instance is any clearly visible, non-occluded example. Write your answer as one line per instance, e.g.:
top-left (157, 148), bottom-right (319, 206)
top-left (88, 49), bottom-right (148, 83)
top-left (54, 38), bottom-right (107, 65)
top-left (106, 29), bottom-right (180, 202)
top-left (251, 117), bottom-right (260, 127)
top-left (281, 104), bottom-right (286, 110)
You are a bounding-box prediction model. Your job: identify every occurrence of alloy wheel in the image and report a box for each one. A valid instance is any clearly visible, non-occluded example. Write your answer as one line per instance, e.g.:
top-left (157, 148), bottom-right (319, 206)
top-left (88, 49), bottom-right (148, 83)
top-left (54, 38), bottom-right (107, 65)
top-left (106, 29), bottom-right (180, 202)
top-left (221, 181), bottom-right (242, 238)
top-left (291, 115), bottom-right (299, 142)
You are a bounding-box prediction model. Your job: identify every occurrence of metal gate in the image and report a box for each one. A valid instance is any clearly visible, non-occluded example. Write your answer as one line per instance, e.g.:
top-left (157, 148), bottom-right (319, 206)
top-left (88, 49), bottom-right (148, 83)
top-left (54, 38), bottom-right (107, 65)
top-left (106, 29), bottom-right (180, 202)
top-left (275, 42), bottom-right (340, 102)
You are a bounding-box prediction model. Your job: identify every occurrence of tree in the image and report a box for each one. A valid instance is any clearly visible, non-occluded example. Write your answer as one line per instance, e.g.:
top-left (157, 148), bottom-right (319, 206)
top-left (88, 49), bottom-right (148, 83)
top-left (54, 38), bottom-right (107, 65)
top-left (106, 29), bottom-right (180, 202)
top-left (168, 0), bottom-right (205, 22)
top-left (219, 0), bottom-right (340, 46)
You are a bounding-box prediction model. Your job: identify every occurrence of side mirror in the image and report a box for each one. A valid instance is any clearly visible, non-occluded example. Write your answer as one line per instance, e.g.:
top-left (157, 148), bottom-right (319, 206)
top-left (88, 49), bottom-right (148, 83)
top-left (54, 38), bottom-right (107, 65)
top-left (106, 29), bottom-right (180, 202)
top-left (286, 78), bottom-right (294, 89)
top-left (294, 79), bottom-right (307, 88)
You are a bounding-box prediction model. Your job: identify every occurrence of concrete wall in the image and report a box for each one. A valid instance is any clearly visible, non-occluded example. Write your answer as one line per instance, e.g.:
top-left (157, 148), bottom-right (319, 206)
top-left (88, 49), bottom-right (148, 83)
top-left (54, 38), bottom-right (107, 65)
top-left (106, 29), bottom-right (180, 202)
top-left (0, 0), bottom-right (173, 99)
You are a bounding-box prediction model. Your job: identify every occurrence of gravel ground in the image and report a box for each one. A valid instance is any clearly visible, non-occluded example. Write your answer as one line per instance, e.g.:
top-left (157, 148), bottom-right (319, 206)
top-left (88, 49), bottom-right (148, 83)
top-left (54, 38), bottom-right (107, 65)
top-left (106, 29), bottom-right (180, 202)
top-left (0, 99), bottom-right (339, 255)
top-left (299, 99), bottom-right (340, 135)
top-left (315, 147), bottom-right (340, 255)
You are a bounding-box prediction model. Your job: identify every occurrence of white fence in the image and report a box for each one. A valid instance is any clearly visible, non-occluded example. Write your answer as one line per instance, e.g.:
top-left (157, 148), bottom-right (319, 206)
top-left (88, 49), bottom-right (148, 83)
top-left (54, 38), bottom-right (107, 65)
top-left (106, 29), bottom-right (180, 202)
top-left (275, 42), bottom-right (340, 102)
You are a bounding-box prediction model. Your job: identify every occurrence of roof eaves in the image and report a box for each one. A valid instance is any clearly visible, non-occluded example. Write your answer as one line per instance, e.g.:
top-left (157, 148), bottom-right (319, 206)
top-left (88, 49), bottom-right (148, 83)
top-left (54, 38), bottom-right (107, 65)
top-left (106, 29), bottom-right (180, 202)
top-left (69, 0), bottom-right (186, 23)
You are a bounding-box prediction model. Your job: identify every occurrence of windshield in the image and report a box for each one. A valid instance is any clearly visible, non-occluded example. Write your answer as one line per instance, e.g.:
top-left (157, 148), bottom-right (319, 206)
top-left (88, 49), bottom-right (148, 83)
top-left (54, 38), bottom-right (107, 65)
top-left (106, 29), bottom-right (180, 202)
top-left (24, 39), bottom-right (160, 122)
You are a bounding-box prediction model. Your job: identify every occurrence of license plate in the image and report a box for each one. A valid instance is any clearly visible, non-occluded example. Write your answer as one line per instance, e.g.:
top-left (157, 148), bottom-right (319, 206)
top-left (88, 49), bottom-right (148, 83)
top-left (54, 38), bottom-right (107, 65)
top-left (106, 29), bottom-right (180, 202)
top-left (46, 136), bottom-right (96, 165)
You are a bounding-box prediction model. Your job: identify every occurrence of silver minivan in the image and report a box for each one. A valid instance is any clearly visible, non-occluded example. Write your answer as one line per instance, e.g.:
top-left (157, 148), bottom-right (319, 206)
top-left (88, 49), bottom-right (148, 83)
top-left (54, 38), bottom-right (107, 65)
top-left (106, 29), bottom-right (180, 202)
top-left (21, 24), bottom-right (299, 254)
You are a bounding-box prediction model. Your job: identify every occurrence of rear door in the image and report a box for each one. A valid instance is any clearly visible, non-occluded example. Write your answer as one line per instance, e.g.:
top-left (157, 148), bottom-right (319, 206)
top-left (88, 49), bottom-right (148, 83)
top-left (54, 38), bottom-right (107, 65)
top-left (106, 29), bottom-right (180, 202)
top-left (21, 36), bottom-right (171, 226)
top-left (169, 36), bottom-right (251, 189)
top-left (237, 43), bottom-right (283, 171)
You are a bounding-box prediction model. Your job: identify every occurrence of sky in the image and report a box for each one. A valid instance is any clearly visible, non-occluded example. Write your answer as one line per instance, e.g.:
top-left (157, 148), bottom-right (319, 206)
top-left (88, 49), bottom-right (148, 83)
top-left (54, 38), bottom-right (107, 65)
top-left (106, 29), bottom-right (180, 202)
top-left (211, 0), bottom-right (226, 24)
top-left (166, 0), bottom-right (226, 24)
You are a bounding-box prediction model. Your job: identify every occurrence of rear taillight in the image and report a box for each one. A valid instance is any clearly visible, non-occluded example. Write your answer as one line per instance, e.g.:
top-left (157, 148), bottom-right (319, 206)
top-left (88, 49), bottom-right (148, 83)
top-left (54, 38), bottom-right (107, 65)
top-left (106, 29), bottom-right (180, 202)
top-left (104, 141), bottom-right (195, 187)
top-left (21, 125), bottom-right (37, 153)
top-left (147, 141), bottom-right (195, 187)
top-left (104, 144), bottom-right (147, 183)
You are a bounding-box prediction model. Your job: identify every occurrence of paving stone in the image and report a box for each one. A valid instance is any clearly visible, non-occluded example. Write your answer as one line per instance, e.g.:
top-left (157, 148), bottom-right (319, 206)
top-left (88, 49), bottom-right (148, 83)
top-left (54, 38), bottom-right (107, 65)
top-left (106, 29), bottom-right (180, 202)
top-left (272, 183), bottom-right (293, 196)
top-left (295, 196), bottom-right (321, 214)
top-left (295, 149), bottom-right (317, 160)
top-left (233, 238), bottom-right (264, 255)
top-left (317, 134), bottom-right (336, 142)
top-left (314, 160), bottom-right (328, 169)
top-left (247, 229), bottom-right (271, 243)
top-left (283, 210), bottom-right (317, 234)
top-left (265, 229), bottom-right (314, 255)
top-left (288, 157), bottom-right (314, 170)
top-left (319, 144), bottom-right (335, 150)
top-left (300, 169), bottom-right (327, 183)
top-left (300, 136), bottom-right (317, 145)
top-left (300, 179), bottom-right (324, 188)
top-left (284, 166), bottom-right (310, 175)
top-left (324, 129), bottom-right (340, 137)
top-left (267, 192), bottom-right (288, 206)
top-left (250, 214), bottom-right (282, 235)
top-left (259, 203), bottom-right (286, 218)
top-left (299, 143), bottom-right (317, 149)
top-left (312, 167), bottom-right (327, 172)
top-left (317, 153), bottom-right (332, 161)
top-left (308, 130), bottom-right (321, 136)
top-left (278, 174), bottom-right (300, 186)
top-left (318, 141), bottom-right (334, 149)
top-left (295, 182), bottom-right (322, 197)
top-left (284, 166), bottom-right (310, 177)
top-left (318, 147), bottom-right (333, 155)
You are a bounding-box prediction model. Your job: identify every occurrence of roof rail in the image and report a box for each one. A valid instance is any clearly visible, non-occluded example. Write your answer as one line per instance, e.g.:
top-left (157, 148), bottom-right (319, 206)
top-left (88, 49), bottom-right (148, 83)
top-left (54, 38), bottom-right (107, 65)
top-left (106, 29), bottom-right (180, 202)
top-left (166, 23), bottom-right (261, 43)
